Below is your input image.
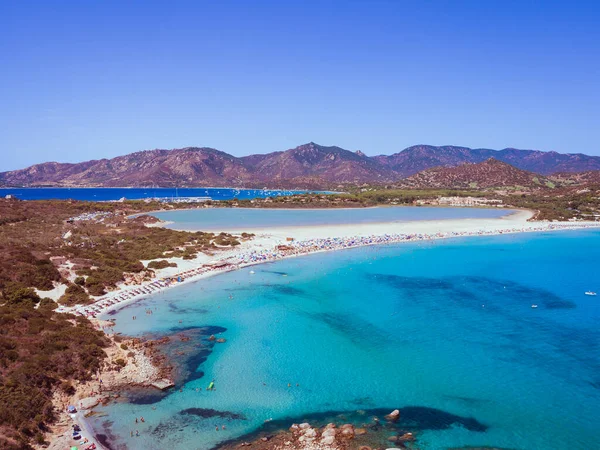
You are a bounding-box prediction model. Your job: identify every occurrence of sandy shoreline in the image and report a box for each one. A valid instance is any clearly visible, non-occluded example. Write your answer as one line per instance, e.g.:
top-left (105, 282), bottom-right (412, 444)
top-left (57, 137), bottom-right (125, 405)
top-left (48, 210), bottom-right (600, 449)
top-left (63, 209), bottom-right (600, 321)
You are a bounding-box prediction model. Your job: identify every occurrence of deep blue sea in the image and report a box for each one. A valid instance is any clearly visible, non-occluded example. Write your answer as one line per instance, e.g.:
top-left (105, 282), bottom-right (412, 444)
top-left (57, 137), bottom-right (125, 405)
top-left (153, 207), bottom-right (512, 231)
top-left (92, 230), bottom-right (600, 449)
top-left (0, 187), bottom-right (310, 201)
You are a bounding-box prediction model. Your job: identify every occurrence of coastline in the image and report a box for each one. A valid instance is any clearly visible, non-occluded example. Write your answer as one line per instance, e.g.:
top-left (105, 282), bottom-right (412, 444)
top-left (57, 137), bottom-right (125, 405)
top-left (65, 209), bottom-right (600, 320)
top-left (50, 210), bottom-right (600, 449)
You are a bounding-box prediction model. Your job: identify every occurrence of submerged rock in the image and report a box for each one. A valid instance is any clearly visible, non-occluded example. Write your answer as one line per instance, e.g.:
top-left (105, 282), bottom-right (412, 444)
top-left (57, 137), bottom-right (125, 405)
top-left (398, 432), bottom-right (415, 441)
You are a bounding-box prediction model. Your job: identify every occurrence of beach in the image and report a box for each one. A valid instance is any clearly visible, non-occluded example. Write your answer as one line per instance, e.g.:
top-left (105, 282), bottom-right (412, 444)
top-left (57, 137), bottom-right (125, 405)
top-left (55, 209), bottom-right (597, 321)
top-left (61, 209), bottom-right (600, 320)
top-left (46, 209), bottom-right (600, 449)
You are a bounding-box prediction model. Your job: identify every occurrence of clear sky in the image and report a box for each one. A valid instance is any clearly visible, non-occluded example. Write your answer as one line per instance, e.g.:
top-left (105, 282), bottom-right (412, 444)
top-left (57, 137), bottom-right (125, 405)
top-left (1, 0), bottom-right (599, 171)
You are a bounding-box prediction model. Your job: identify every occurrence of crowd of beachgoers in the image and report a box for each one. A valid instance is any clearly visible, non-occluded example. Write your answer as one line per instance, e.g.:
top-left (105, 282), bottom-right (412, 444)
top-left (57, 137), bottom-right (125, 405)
top-left (67, 221), bottom-right (600, 320)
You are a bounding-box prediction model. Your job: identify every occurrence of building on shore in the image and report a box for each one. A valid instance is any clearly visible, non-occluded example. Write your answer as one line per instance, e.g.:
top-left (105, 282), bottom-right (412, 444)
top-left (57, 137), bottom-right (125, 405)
top-left (416, 197), bottom-right (504, 207)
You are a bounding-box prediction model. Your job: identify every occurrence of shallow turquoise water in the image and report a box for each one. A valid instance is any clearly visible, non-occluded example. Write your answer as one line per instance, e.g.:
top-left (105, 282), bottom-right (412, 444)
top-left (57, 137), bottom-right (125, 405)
top-left (152, 206), bottom-right (512, 231)
top-left (93, 230), bottom-right (600, 449)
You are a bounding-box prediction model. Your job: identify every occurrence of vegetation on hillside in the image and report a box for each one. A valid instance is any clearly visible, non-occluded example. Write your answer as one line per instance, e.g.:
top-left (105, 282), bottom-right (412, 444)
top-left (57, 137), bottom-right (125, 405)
top-left (0, 199), bottom-right (241, 305)
top-left (0, 199), bottom-right (245, 448)
top-left (0, 305), bottom-right (107, 449)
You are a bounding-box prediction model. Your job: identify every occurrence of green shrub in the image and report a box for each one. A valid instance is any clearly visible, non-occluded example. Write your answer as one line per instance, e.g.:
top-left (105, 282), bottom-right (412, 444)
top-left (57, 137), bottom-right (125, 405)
top-left (59, 284), bottom-right (91, 305)
top-left (38, 298), bottom-right (57, 311)
top-left (147, 260), bottom-right (177, 270)
top-left (2, 283), bottom-right (41, 306)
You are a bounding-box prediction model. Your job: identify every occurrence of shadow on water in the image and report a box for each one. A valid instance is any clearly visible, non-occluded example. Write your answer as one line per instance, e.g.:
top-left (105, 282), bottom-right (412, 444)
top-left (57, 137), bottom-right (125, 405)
top-left (213, 406), bottom-right (488, 449)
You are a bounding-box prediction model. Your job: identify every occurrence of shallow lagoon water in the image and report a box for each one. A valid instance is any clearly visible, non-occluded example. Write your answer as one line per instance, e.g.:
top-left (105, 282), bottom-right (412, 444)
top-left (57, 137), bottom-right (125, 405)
top-left (93, 230), bottom-right (600, 449)
top-left (152, 206), bottom-right (512, 231)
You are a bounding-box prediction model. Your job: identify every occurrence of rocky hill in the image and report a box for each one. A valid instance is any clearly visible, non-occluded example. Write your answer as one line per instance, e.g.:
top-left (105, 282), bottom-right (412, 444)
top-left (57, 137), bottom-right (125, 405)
top-left (2, 142), bottom-right (600, 188)
top-left (240, 143), bottom-right (396, 186)
top-left (400, 158), bottom-right (553, 189)
top-left (549, 170), bottom-right (600, 186)
top-left (375, 145), bottom-right (600, 177)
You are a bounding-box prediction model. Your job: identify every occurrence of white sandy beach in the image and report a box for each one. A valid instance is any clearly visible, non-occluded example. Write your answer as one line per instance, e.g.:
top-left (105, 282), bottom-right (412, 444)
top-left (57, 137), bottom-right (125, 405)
top-left (48, 209), bottom-right (600, 450)
top-left (62, 209), bottom-right (600, 320)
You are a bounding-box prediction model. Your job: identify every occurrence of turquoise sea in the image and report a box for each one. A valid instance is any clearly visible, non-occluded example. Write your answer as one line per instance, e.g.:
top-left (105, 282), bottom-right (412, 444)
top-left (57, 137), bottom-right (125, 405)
top-left (92, 229), bottom-right (600, 449)
top-left (152, 206), bottom-right (511, 231)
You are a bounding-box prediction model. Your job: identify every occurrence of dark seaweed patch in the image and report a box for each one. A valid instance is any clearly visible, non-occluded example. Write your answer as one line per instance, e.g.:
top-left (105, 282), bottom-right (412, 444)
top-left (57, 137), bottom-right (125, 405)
top-left (543, 299), bottom-right (576, 309)
top-left (180, 408), bottom-right (246, 420)
top-left (167, 302), bottom-right (209, 315)
top-left (213, 406), bottom-right (487, 449)
top-left (127, 326), bottom-right (227, 405)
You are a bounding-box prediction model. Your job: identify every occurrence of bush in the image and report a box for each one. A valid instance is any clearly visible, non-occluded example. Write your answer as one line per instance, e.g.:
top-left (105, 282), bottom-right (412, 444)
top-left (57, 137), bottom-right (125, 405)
top-left (115, 358), bottom-right (126, 367)
top-left (147, 260), bottom-right (177, 270)
top-left (59, 284), bottom-right (91, 305)
top-left (120, 343), bottom-right (128, 350)
top-left (74, 276), bottom-right (85, 286)
top-left (83, 277), bottom-right (106, 296)
top-left (2, 284), bottom-right (41, 306)
top-left (59, 381), bottom-right (76, 395)
top-left (38, 298), bottom-right (58, 311)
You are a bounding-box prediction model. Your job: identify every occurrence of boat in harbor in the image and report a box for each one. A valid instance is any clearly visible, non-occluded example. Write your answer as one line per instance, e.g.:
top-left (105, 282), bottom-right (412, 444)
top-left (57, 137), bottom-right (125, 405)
top-left (531, 304), bottom-right (538, 308)
top-left (584, 291), bottom-right (597, 296)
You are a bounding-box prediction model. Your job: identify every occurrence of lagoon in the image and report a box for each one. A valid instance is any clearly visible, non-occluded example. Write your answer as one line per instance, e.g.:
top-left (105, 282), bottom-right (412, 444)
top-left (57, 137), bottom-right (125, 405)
top-left (153, 206), bottom-right (512, 231)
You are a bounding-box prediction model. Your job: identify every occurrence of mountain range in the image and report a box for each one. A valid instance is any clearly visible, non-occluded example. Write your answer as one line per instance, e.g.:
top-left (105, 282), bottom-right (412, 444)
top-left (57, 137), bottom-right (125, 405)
top-left (2, 142), bottom-right (600, 189)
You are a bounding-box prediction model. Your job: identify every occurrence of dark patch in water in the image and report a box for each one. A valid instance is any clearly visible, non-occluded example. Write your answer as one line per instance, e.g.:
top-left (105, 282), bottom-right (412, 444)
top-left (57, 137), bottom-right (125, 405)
top-left (543, 299), bottom-right (576, 309)
top-left (125, 326), bottom-right (227, 405)
top-left (167, 302), bottom-right (209, 315)
top-left (213, 406), bottom-right (487, 449)
top-left (443, 394), bottom-right (489, 406)
top-left (260, 269), bottom-right (289, 276)
top-left (589, 380), bottom-right (600, 390)
top-left (180, 408), bottom-right (246, 420)
top-left (369, 273), bottom-right (576, 312)
top-left (95, 433), bottom-right (115, 450)
top-left (93, 419), bottom-right (124, 450)
top-left (165, 325), bottom-right (226, 334)
top-left (271, 284), bottom-right (306, 296)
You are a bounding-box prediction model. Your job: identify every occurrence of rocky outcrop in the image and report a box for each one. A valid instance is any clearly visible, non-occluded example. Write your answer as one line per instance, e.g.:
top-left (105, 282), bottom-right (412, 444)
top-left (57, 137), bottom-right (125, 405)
top-left (384, 409), bottom-right (400, 422)
top-left (218, 419), bottom-right (418, 450)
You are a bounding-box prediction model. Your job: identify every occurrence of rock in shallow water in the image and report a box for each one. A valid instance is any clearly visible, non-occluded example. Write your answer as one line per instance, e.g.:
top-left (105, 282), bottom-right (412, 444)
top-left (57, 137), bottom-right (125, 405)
top-left (385, 409), bottom-right (400, 422)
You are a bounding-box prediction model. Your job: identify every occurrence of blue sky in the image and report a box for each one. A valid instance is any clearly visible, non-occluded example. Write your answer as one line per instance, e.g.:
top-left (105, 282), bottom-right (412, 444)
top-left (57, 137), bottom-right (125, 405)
top-left (1, 0), bottom-right (599, 171)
